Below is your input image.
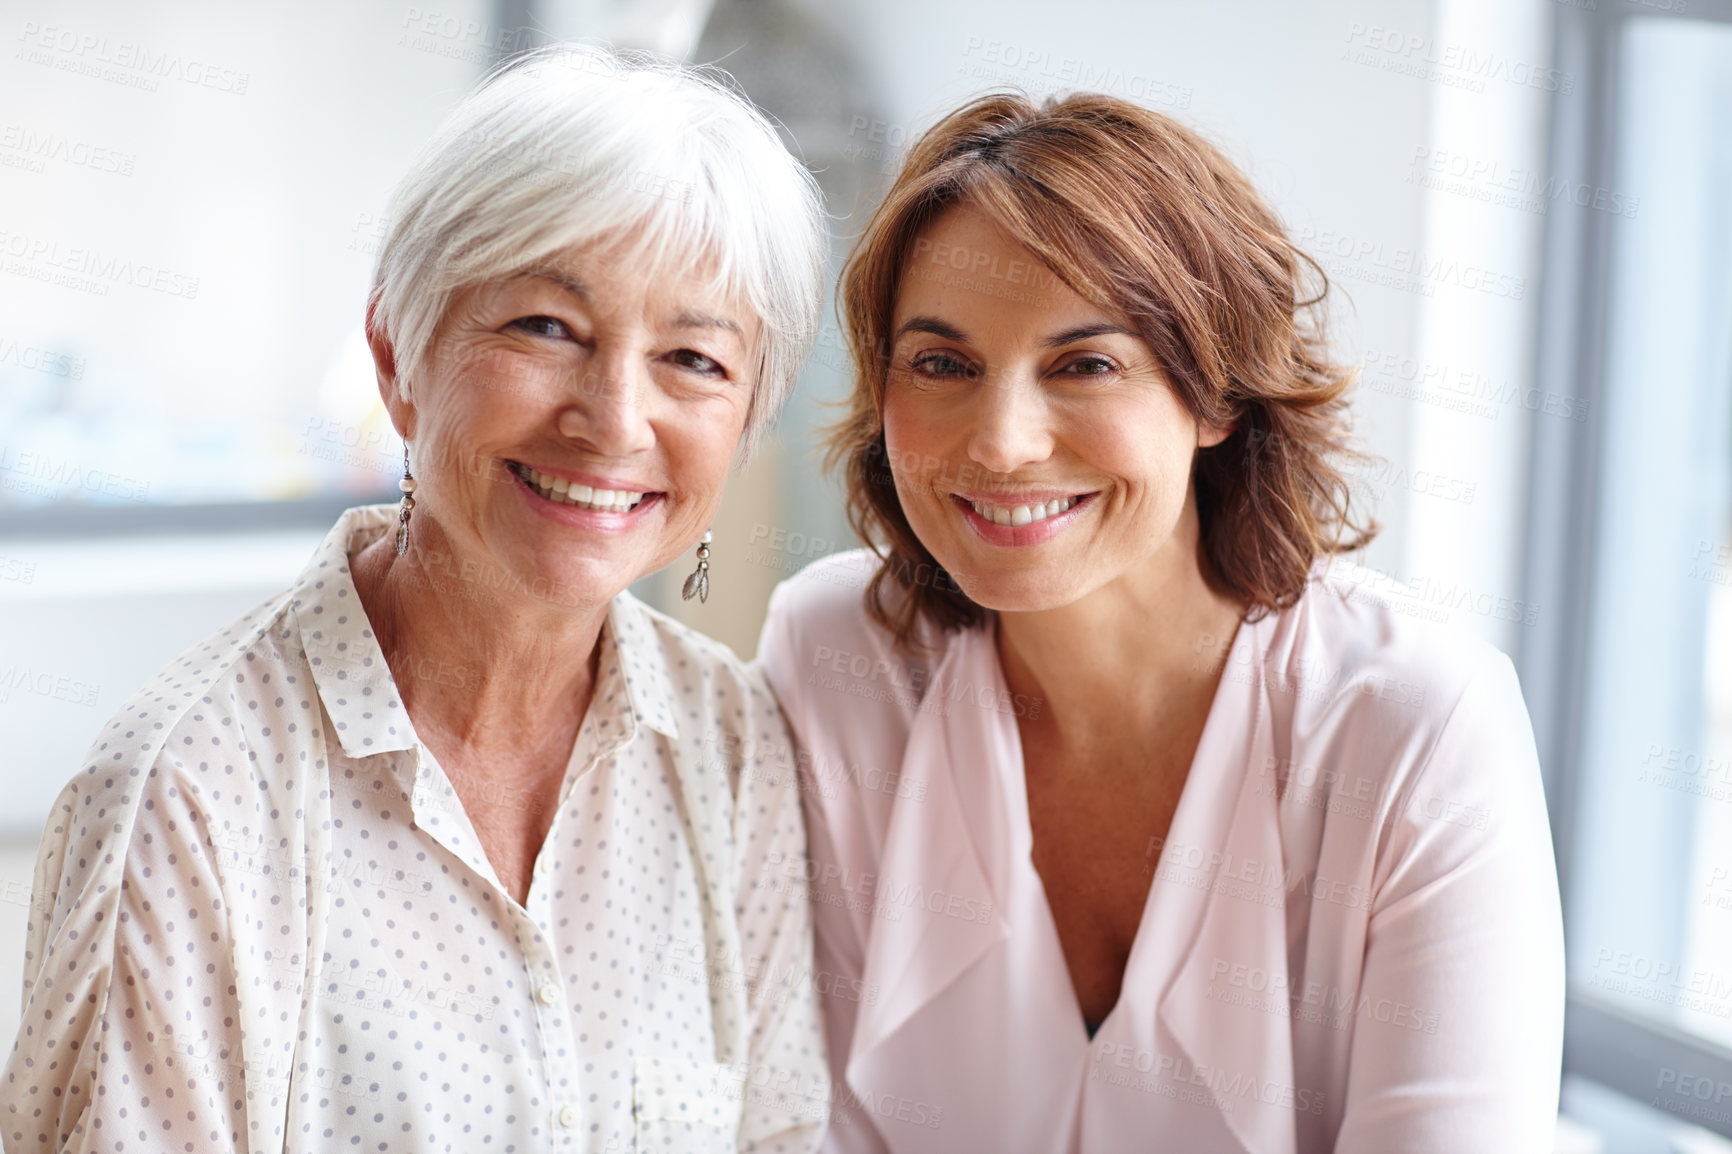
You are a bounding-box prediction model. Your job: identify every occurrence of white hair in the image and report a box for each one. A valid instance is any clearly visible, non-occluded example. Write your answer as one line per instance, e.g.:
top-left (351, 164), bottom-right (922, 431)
top-left (371, 43), bottom-right (826, 457)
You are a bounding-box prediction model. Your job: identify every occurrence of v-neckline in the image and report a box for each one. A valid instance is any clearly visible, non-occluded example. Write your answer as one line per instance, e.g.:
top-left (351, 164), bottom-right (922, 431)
top-left (985, 613), bottom-right (1256, 1045)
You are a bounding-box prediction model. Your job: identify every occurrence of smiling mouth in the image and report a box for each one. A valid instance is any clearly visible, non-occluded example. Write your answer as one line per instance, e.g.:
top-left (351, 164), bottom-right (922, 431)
top-left (507, 461), bottom-right (652, 512)
top-left (963, 494), bottom-right (1086, 527)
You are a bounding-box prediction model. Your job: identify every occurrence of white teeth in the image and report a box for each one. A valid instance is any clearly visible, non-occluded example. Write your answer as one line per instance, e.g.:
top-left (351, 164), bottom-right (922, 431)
top-left (522, 467), bottom-right (644, 512)
top-left (969, 495), bottom-right (1080, 528)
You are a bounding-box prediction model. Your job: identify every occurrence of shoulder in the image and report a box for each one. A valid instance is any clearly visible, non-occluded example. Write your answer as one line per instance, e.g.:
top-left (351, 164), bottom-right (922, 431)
top-left (622, 590), bottom-right (781, 721)
top-left (1277, 564), bottom-right (1520, 726)
top-left (32, 589), bottom-right (308, 931)
top-left (764, 549), bottom-right (887, 640)
top-left (1264, 568), bottom-right (1541, 840)
top-left (51, 590), bottom-right (303, 847)
top-left (758, 548), bottom-right (933, 692)
top-left (755, 552), bottom-right (952, 826)
top-left (613, 593), bottom-right (797, 798)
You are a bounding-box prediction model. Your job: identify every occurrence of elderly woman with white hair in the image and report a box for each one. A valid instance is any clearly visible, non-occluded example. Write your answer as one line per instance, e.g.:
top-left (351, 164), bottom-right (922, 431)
top-left (0, 46), bottom-right (829, 1154)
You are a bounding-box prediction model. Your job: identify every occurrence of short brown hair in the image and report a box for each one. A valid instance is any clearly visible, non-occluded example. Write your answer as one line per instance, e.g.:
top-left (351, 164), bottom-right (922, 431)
top-left (828, 91), bottom-right (1376, 648)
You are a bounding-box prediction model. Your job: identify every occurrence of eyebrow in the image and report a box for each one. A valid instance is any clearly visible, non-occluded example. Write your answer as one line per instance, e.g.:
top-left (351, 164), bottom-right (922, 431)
top-left (894, 315), bottom-right (970, 343)
top-left (1042, 322), bottom-right (1138, 347)
top-left (521, 272), bottom-right (742, 339)
top-left (671, 310), bottom-right (744, 338)
top-left (892, 316), bottom-right (1137, 347)
top-left (523, 270), bottom-right (591, 302)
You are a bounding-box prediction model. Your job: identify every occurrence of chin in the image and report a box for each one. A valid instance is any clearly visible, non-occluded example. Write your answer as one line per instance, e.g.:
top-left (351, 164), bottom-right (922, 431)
top-left (490, 541), bottom-right (637, 611)
top-left (950, 571), bottom-right (1085, 615)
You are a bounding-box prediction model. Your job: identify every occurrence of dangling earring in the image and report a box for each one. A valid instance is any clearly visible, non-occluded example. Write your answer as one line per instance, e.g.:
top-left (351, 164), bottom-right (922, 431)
top-left (681, 530), bottom-right (712, 603)
top-left (394, 443), bottom-right (417, 557)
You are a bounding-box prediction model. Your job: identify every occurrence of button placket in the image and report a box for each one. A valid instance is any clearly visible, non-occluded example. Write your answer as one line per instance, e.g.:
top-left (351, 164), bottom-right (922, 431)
top-left (513, 647), bottom-right (647, 1149)
top-left (518, 714), bottom-right (624, 1146)
top-left (512, 899), bottom-right (580, 1148)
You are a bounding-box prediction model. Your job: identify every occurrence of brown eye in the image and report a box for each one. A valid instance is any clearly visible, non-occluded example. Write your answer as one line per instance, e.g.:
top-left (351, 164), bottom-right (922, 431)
top-left (1062, 356), bottom-right (1117, 377)
top-left (911, 352), bottom-right (977, 379)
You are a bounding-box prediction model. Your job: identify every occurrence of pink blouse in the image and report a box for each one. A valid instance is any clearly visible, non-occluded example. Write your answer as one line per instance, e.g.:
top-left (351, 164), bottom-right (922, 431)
top-left (755, 550), bottom-right (1564, 1154)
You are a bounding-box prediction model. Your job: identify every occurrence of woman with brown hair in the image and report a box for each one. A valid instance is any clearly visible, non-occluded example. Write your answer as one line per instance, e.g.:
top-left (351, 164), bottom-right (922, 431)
top-left (756, 92), bottom-right (1563, 1153)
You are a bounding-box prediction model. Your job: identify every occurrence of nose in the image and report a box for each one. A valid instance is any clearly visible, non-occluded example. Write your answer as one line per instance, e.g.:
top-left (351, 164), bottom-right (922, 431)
top-left (556, 348), bottom-right (656, 457)
top-left (964, 369), bottom-right (1053, 477)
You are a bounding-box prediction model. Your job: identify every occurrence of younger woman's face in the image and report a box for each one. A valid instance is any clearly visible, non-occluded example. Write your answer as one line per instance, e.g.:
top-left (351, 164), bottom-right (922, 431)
top-left (881, 204), bottom-right (1229, 612)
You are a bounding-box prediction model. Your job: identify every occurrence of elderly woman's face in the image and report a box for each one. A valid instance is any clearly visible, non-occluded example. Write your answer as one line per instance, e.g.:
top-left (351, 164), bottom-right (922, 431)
top-left (400, 240), bottom-right (757, 607)
top-left (882, 204), bottom-right (1229, 612)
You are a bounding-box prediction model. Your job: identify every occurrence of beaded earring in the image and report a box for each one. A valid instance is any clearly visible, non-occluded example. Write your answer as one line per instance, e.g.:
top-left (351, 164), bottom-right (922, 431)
top-left (394, 443), bottom-right (417, 557)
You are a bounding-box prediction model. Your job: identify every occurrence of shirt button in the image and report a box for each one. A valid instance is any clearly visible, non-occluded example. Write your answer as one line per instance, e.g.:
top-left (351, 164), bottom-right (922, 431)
top-left (556, 1103), bottom-right (578, 1128)
top-left (537, 981), bottom-right (560, 1006)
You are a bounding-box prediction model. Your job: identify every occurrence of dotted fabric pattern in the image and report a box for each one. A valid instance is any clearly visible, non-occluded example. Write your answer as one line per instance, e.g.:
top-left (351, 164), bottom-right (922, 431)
top-left (0, 505), bottom-right (827, 1154)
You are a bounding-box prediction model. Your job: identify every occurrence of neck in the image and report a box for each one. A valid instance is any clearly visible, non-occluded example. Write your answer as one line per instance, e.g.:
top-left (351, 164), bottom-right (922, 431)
top-left (348, 515), bottom-right (607, 762)
top-left (995, 496), bottom-right (1246, 738)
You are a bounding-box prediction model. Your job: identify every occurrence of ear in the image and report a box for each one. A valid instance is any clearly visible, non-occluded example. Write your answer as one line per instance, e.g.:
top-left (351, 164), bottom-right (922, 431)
top-left (1198, 417), bottom-right (1236, 450)
top-left (366, 292), bottom-right (414, 441)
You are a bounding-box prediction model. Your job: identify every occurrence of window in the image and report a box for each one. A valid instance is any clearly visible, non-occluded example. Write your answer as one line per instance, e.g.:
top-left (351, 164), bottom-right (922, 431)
top-left (0, 1), bottom-right (494, 532)
top-left (1530, 1), bottom-right (1732, 1139)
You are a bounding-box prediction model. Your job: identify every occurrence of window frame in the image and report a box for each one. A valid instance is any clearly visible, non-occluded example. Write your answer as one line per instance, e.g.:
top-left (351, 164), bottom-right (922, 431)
top-left (0, 496), bottom-right (379, 540)
top-left (1524, 0), bottom-right (1732, 1133)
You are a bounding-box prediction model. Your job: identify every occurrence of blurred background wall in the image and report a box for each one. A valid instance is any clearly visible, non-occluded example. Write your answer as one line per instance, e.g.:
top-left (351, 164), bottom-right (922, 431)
top-left (1, 1), bottom-right (1727, 1149)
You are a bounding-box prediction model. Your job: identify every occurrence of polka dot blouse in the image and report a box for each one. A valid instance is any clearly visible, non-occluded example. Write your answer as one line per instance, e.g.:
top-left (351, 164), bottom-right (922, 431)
top-left (0, 505), bottom-right (828, 1153)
